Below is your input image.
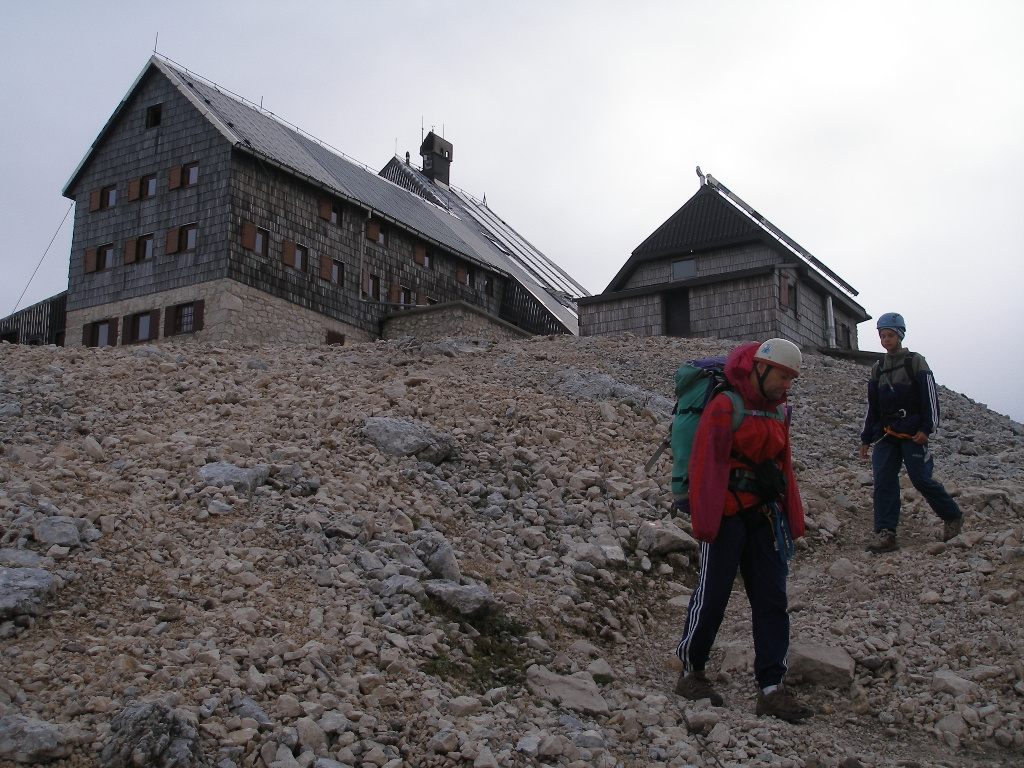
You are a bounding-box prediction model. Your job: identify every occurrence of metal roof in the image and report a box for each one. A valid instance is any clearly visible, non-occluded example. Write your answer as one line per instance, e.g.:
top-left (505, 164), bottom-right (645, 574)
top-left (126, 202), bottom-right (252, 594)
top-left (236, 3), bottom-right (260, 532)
top-left (65, 56), bottom-right (586, 334)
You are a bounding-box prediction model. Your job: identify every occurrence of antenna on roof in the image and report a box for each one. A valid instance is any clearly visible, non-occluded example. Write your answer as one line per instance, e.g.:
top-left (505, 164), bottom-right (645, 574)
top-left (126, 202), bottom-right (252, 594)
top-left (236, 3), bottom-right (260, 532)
top-left (154, 32), bottom-right (159, 53)
top-left (421, 117), bottom-right (424, 143)
top-left (696, 166), bottom-right (705, 186)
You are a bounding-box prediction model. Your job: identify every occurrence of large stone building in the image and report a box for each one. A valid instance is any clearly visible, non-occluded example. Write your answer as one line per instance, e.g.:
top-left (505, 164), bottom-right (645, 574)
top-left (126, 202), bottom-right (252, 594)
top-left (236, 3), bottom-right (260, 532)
top-left (579, 172), bottom-right (869, 350)
top-left (1, 56), bottom-right (587, 348)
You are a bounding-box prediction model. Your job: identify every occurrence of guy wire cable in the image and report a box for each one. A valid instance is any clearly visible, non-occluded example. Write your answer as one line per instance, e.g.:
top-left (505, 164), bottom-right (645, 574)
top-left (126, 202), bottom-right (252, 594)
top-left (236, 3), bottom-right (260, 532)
top-left (582, 410), bottom-right (729, 768)
top-left (10, 201), bottom-right (74, 316)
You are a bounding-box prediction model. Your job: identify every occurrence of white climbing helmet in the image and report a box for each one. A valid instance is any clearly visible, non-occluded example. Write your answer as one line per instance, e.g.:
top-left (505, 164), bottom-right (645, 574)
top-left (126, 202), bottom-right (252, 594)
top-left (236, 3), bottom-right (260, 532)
top-left (753, 338), bottom-right (802, 377)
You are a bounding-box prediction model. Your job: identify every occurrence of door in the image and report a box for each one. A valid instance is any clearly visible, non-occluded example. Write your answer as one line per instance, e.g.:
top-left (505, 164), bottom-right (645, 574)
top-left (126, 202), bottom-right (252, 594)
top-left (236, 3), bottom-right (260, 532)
top-left (664, 288), bottom-right (690, 337)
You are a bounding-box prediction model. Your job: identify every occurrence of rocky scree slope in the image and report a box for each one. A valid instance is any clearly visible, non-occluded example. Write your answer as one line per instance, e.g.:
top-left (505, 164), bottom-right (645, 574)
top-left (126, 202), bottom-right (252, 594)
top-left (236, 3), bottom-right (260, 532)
top-left (0, 334), bottom-right (1022, 768)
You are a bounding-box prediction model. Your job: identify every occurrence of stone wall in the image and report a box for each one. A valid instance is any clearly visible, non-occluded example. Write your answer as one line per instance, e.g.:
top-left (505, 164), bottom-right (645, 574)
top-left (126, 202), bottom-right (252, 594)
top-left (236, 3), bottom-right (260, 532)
top-left (381, 301), bottom-right (531, 342)
top-left (65, 278), bottom-right (370, 348)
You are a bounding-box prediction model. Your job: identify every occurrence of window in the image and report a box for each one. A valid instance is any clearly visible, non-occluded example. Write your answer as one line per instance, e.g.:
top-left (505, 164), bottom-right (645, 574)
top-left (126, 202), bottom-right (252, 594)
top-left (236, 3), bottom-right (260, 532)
top-left (124, 310), bottom-right (159, 344)
top-left (456, 263), bottom-right (471, 286)
top-left (319, 197), bottom-right (342, 224)
top-left (100, 185), bottom-right (117, 210)
top-left (141, 174), bottom-right (157, 198)
top-left (366, 220), bottom-right (387, 247)
top-left (124, 234), bottom-right (154, 265)
top-left (368, 273), bottom-right (380, 300)
top-left (326, 331), bottom-right (345, 346)
top-left (672, 259), bottom-right (695, 281)
top-left (181, 225), bottom-right (197, 251)
top-left (168, 163), bottom-right (198, 190)
top-left (165, 300), bottom-right (204, 336)
top-left (83, 319), bottom-right (117, 348)
top-left (319, 256), bottom-right (343, 284)
top-left (97, 244), bottom-right (114, 271)
top-left (254, 228), bottom-right (268, 255)
top-left (282, 241), bottom-right (307, 272)
top-left (294, 245), bottom-right (307, 272)
top-left (241, 221), bottom-right (269, 255)
top-left (484, 275), bottom-right (494, 296)
top-left (145, 104), bottom-right (162, 129)
top-left (399, 286), bottom-right (412, 307)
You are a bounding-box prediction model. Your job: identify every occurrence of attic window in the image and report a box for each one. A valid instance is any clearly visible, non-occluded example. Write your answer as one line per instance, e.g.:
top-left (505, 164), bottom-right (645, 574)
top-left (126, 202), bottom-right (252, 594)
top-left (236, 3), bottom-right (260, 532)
top-left (672, 259), bottom-right (695, 281)
top-left (145, 104), bottom-right (162, 129)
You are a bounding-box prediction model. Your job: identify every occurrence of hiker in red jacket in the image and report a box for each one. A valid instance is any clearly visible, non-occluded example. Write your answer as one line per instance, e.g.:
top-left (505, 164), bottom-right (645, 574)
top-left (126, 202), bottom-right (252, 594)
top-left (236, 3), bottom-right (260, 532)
top-left (674, 339), bottom-right (812, 722)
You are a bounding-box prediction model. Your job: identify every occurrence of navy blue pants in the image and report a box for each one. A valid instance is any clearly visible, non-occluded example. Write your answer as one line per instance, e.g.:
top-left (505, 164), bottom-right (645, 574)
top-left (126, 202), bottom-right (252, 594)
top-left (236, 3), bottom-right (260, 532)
top-left (872, 436), bottom-right (961, 533)
top-left (675, 512), bottom-right (789, 689)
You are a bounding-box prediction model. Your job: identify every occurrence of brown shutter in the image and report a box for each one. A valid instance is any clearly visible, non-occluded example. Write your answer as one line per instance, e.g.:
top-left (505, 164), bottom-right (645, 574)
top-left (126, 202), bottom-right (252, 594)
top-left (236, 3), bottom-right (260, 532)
top-left (417, 293), bottom-right (428, 306)
top-left (124, 238), bottom-right (137, 265)
top-left (456, 264), bottom-right (468, 284)
top-left (82, 323), bottom-right (92, 346)
top-left (366, 220), bottom-right (380, 242)
top-left (148, 309), bottom-right (161, 341)
top-left (164, 306), bottom-right (175, 337)
top-left (84, 248), bottom-right (97, 274)
top-left (193, 300), bottom-right (205, 332)
top-left (108, 318), bottom-right (119, 347)
top-left (122, 315), bottom-right (135, 344)
top-left (168, 165), bottom-right (182, 190)
top-left (166, 228), bottom-right (180, 255)
top-left (241, 221), bottom-right (257, 250)
top-left (319, 254), bottom-right (332, 280)
top-left (414, 244), bottom-right (426, 265)
top-left (88, 189), bottom-right (101, 212)
top-left (361, 269), bottom-right (370, 294)
top-left (318, 197), bottom-right (333, 221)
top-left (282, 240), bottom-right (296, 268)
top-left (127, 178), bottom-right (141, 201)
top-left (389, 283), bottom-right (401, 303)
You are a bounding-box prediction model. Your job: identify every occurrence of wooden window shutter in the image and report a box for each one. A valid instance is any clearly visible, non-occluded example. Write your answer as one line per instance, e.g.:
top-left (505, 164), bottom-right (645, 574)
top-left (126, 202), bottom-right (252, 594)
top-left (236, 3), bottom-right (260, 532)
top-left (456, 264), bottom-right (468, 284)
top-left (127, 178), bottom-right (141, 201)
top-left (417, 293), bottom-right (428, 306)
top-left (166, 227), bottom-right (180, 255)
top-left (168, 165), bottom-right (182, 190)
top-left (122, 314), bottom-right (135, 344)
top-left (389, 283), bottom-right (401, 303)
top-left (82, 323), bottom-right (92, 346)
top-left (366, 220), bottom-right (380, 242)
top-left (414, 244), bottom-right (426, 265)
top-left (282, 240), bottom-right (296, 268)
top-left (361, 269), bottom-right (370, 295)
top-left (318, 254), bottom-right (332, 280)
top-left (318, 197), bottom-right (333, 221)
top-left (124, 238), bottom-right (137, 265)
top-left (241, 221), bottom-right (257, 250)
top-left (148, 309), bottom-right (161, 340)
top-left (164, 306), bottom-right (175, 337)
top-left (193, 300), bottom-right (205, 332)
top-left (88, 189), bottom-right (101, 212)
top-left (84, 248), bottom-right (97, 274)
top-left (109, 318), bottom-right (119, 346)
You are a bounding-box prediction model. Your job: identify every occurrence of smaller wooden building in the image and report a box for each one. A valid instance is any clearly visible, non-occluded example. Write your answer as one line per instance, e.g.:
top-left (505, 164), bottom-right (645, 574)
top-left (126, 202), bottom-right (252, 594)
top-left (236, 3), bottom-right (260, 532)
top-left (0, 292), bottom-right (67, 346)
top-left (578, 172), bottom-right (869, 350)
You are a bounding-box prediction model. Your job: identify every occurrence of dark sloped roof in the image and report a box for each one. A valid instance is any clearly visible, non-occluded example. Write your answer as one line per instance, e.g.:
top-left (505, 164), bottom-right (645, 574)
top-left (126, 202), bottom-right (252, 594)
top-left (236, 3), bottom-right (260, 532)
top-left (631, 185), bottom-right (764, 259)
top-left (64, 56), bottom-right (585, 333)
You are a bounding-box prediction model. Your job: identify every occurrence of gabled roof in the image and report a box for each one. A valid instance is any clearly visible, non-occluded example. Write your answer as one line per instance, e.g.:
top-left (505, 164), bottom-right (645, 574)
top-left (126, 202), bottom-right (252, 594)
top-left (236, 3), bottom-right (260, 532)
top-left (604, 174), bottom-right (865, 319)
top-left (64, 56), bottom-right (586, 333)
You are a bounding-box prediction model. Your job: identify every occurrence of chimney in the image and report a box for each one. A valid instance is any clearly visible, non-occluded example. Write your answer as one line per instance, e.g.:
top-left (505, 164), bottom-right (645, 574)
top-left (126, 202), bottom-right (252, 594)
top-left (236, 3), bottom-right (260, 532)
top-left (419, 131), bottom-right (453, 186)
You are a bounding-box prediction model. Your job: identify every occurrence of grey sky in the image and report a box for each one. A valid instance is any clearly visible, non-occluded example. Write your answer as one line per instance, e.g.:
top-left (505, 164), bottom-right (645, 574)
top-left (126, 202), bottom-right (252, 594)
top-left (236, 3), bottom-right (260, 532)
top-left (2, 1), bottom-right (1022, 422)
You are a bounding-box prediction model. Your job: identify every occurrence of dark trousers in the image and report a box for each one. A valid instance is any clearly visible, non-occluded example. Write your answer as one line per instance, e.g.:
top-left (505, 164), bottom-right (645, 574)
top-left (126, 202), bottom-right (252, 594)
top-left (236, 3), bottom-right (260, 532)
top-left (675, 512), bottom-right (789, 689)
top-left (872, 436), bottom-right (961, 532)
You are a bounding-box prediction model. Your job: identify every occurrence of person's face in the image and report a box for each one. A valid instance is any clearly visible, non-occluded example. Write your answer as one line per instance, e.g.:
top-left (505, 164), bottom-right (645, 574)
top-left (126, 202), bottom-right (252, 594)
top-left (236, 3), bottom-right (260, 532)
top-left (878, 328), bottom-right (902, 352)
top-left (757, 364), bottom-right (796, 400)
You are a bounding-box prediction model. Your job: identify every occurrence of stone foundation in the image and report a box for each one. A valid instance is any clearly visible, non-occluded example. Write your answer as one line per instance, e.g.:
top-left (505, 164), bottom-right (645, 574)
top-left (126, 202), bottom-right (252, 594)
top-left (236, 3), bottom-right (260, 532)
top-left (381, 301), bottom-right (531, 342)
top-left (65, 278), bottom-right (371, 348)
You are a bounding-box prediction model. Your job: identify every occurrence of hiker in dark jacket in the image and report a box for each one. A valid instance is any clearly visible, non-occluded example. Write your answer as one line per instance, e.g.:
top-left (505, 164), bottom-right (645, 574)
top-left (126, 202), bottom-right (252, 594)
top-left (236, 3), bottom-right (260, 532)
top-left (674, 339), bottom-right (812, 723)
top-left (860, 312), bottom-right (963, 553)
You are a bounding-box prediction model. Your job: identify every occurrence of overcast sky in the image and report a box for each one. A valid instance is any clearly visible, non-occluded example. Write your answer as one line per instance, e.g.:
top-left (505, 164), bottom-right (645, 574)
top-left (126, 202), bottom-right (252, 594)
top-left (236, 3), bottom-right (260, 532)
top-left (2, 1), bottom-right (1022, 423)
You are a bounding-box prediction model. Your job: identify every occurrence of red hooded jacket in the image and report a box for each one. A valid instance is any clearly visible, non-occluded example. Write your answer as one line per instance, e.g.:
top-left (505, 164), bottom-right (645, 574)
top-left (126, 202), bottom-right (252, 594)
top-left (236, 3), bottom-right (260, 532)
top-left (687, 342), bottom-right (805, 543)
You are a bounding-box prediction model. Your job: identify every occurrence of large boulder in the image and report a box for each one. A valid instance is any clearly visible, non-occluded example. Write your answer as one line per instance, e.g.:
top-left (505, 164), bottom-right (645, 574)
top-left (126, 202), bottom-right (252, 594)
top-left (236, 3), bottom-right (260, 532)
top-left (526, 665), bottom-right (610, 715)
top-left (361, 417), bottom-right (456, 464)
top-left (0, 568), bottom-right (55, 619)
top-left (99, 701), bottom-right (210, 768)
top-left (0, 714), bottom-right (78, 763)
top-left (423, 580), bottom-right (494, 616)
top-left (197, 462), bottom-right (270, 495)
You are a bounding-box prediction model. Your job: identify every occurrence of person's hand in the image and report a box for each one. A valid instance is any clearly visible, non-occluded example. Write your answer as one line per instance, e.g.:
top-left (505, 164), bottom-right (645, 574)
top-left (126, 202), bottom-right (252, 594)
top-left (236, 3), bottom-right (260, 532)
top-left (859, 444), bottom-right (869, 460)
top-left (912, 431), bottom-right (929, 445)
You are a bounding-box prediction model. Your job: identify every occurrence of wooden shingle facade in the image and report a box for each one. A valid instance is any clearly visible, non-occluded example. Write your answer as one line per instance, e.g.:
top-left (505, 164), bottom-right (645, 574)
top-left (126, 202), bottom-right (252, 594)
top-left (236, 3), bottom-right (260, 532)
top-left (578, 174), bottom-right (869, 350)
top-left (30, 56), bottom-right (586, 349)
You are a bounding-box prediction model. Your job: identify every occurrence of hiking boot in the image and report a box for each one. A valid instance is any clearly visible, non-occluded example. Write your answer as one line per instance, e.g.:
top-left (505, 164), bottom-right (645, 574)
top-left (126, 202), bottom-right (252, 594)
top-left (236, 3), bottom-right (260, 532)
top-left (865, 529), bottom-right (899, 554)
top-left (674, 670), bottom-right (724, 706)
top-left (756, 684), bottom-right (813, 722)
top-left (942, 515), bottom-right (963, 542)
